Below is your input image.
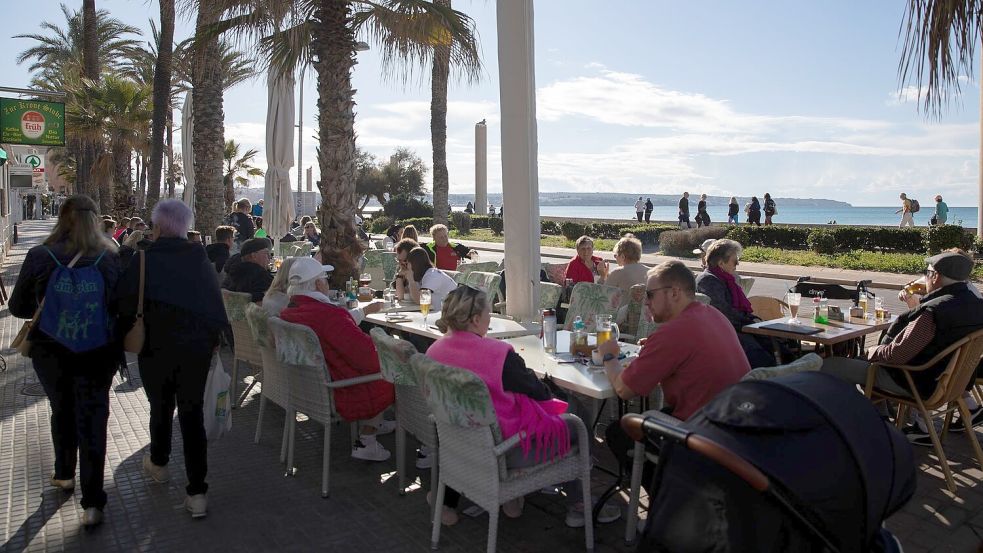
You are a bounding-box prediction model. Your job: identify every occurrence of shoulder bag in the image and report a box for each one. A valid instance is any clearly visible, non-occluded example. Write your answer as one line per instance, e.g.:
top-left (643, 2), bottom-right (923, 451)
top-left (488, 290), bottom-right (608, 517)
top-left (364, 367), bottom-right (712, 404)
top-left (10, 251), bottom-right (84, 356)
top-left (124, 250), bottom-right (146, 353)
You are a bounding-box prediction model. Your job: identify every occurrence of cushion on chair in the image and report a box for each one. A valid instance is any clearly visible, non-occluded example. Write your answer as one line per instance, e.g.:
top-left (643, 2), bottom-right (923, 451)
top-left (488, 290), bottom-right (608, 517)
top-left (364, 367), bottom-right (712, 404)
top-left (414, 356), bottom-right (497, 428)
top-left (371, 328), bottom-right (420, 386)
top-left (222, 289), bottom-right (253, 322)
top-left (269, 318), bottom-right (327, 368)
top-left (542, 263), bottom-right (567, 286)
top-left (244, 303), bottom-right (272, 348)
top-left (564, 282), bottom-right (623, 331)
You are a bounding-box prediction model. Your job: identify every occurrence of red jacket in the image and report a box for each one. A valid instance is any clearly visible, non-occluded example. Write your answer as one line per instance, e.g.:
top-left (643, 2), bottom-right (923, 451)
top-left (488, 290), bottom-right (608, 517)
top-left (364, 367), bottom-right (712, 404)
top-left (564, 255), bottom-right (602, 284)
top-left (279, 295), bottom-right (394, 421)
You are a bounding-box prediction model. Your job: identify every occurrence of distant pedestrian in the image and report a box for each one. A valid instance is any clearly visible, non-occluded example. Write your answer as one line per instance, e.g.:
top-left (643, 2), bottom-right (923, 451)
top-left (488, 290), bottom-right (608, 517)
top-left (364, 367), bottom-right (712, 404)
top-left (251, 199), bottom-right (264, 218)
top-left (678, 192), bottom-right (691, 229)
top-left (933, 195), bottom-right (949, 226)
top-left (644, 198), bottom-right (653, 223)
top-left (465, 201), bottom-right (474, 214)
top-left (634, 196), bottom-right (644, 222)
top-left (696, 194), bottom-right (710, 227)
top-left (727, 197), bottom-right (739, 225)
top-left (896, 193), bottom-right (914, 228)
top-left (747, 197), bottom-right (762, 226)
top-left (489, 204), bottom-right (496, 217)
top-left (763, 193), bottom-right (776, 225)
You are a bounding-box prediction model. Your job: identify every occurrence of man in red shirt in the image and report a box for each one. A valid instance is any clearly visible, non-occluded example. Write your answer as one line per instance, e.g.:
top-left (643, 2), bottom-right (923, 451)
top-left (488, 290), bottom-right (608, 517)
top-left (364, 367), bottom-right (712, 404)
top-left (597, 260), bottom-right (750, 420)
top-left (424, 224), bottom-right (476, 270)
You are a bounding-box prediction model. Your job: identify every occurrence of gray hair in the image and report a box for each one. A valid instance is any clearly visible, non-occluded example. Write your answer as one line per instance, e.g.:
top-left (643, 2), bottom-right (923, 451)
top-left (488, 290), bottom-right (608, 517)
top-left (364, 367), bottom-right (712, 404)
top-left (705, 239), bottom-right (743, 268)
top-left (287, 277), bottom-right (321, 297)
top-left (429, 223), bottom-right (449, 237)
top-left (151, 199), bottom-right (193, 237)
top-left (613, 234), bottom-right (642, 263)
top-left (575, 235), bottom-right (594, 249)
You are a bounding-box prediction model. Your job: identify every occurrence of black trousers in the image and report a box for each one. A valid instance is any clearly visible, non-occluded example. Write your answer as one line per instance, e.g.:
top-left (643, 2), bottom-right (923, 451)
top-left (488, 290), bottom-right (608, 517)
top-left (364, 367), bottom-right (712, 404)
top-left (139, 348), bottom-right (212, 496)
top-left (644, 211), bottom-right (652, 223)
top-left (32, 344), bottom-right (117, 509)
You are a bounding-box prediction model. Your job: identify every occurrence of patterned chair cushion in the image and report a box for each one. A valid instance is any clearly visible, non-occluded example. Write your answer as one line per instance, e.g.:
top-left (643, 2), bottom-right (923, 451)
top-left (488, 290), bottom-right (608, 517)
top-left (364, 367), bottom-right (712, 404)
top-left (542, 262), bottom-right (567, 286)
top-left (458, 261), bottom-right (501, 276)
top-left (244, 303), bottom-right (272, 348)
top-left (222, 289), bottom-right (253, 322)
top-left (370, 328), bottom-right (420, 386)
top-left (465, 271), bottom-right (503, 303)
top-left (623, 284), bottom-right (647, 337)
top-left (564, 282), bottom-right (623, 331)
top-left (278, 242), bottom-right (312, 258)
top-left (539, 282), bottom-right (563, 311)
top-left (268, 317), bottom-right (327, 369)
top-left (364, 250), bottom-right (398, 283)
top-left (413, 355), bottom-right (497, 429)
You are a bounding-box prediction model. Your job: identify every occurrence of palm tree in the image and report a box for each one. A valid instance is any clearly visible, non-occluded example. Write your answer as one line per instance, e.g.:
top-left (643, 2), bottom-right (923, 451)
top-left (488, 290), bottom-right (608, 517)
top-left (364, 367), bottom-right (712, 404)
top-left (223, 139), bottom-right (265, 209)
top-left (147, 0), bottom-right (175, 215)
top-left (899, 2), bottom-right (983, 237)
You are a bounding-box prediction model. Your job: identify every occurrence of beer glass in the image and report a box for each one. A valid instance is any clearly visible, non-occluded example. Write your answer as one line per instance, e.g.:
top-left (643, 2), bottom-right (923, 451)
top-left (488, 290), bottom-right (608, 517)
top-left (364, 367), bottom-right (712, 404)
top-left (595, 314), bottom-right (619, 345)
top-left (419, 289), bottom-right (432, 327)
top-left (785, 292), bottom-right (801, 324)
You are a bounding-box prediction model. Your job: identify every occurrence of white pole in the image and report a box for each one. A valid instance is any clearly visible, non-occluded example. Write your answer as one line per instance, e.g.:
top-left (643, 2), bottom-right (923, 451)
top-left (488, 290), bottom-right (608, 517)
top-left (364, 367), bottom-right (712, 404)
top-left (497, 0), bottom-right (540, 322)
top-left (475, 120), bottom-right (487, 215)
top-left (297, 69), bottom-right (305, 219)
top-left (978, 49), bottom-right (982, 239)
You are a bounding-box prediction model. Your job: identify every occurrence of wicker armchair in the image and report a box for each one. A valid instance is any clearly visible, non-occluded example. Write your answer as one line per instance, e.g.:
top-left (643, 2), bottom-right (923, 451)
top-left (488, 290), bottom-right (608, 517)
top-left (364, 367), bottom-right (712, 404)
top-left (221, 290), bottom-right (263, 408)
top-left (369, 328), bottom-right (436, 496)
top-left (465, 271), bottom-right (503, 304)
top-left (412, 355), bottom-right (595, 553)
top-left (267, 317), bottom-right (380, 497)
top-left (244, 304), bottom-right (292, 463)
top-left (748, 295), bottom-right (788, 321)
top-left (864, 328), bottom-right (983, 492)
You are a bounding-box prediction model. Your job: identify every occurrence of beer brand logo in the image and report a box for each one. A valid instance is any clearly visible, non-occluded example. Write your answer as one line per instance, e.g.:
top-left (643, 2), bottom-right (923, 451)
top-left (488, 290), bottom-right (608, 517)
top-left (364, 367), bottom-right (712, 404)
top-left (21, 111), bottom-right (45, 139)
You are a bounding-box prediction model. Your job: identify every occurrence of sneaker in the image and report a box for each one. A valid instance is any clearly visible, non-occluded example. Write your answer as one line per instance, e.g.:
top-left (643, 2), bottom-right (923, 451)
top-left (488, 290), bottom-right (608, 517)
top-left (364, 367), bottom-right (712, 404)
top-left (502, 496), bottom-right (525, 518)
top-left (950, 407), bottom-right (983, 433)
top-left (415, 448), bottom-right (433, 470)
top-left (142, 453), bottom-right (170, 483)
top-left (184, 494), bottom-right (207, 519)
top-left (49, 474), bottom-right (75, 491)
top-left (81, 507), bottom-right (103, 527)
top-left (352, 439), bottom-right (391, 462)
top-left (902, 424), bottom-right (933, 448)
top-left (565, 501), bottom-right (622, 528)
top-left (426, 491), bottom-right (460, 526)
top-left (375, 419), bottom-right (396, 435)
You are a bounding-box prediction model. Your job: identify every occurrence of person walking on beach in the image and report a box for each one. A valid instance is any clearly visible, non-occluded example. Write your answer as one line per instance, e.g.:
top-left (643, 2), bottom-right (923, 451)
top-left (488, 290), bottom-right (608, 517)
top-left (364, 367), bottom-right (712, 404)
top-left (763, 193), bottom-right (776, 225)
top-left (747, 197), bottom-right (762, 226)
top-left (933, 195), bottom-right (949, 226)
top-left (678, 192), bottom-right (691, 228)
top-left (897, 193), bottom-right (915, 228)
top-left (696, 194), bottom-right (710, 227)
top-left (634, 197), bottom-right (644, 222)
top-left (727, 197), bottom-right (739, 225)
top-left (644, 198), bottom-right (653, 223)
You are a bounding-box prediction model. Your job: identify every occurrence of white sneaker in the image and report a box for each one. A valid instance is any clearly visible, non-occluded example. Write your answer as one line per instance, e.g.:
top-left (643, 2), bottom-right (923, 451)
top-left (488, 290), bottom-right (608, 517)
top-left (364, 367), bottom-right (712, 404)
top-left (49, 474), bottom-right (75, 491)
top-left (184, 494), bottom-right (207, 519)
top-left (142, 453), bottom-right (170, 483)
top-left (415, 448), bottom-right (433, 470)
top-left (352, 438), bottom-right (391, 462)
top-left (375, 419), bottom-right (396, 435)
top-left (566, 501), bottom-right (621, 528)
top-left (81, 507), bottom-right (103, 527)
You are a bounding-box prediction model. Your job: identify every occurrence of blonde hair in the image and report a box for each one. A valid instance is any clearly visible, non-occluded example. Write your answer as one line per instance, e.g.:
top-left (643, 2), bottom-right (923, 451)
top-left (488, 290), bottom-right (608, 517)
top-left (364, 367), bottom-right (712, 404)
top-left (401, 225), bottom-right (419, 242)
top-left (265, 257), bottom-right (300, 300)
top-left (435, 286), bottom-right (489, 333)
top-left (44, 195), bottom-right (118, 255)
top-left (429, 223), bottom-right (449, 237)
top-left (614, 234), bottom-right (642, 263)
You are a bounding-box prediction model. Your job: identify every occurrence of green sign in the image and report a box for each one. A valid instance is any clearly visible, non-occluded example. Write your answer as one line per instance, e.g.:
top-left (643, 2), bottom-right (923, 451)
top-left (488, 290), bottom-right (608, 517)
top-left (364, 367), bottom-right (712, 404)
top-left (0, 97), bottom-right (65, 146)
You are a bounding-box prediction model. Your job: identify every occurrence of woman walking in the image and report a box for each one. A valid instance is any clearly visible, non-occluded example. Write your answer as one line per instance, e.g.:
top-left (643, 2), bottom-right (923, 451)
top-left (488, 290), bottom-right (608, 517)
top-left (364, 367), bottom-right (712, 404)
top-left (763, 193), bottom-right (777, 225)
top-left (747, 197), bottom-right (762, 226)
top-left (696, 194), bottom-right (710, 227)
top-left (117, 200), bottom-right (228, 519)
top-left (10, 195), bottom-right (121, 527)
top-left (727, 197), bottom-right (739, 225)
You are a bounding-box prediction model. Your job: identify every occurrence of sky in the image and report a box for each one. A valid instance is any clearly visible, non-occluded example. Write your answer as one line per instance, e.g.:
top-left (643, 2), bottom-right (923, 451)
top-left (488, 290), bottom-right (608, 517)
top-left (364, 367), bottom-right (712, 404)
top-left (1, 1), bottom-right (981, 206)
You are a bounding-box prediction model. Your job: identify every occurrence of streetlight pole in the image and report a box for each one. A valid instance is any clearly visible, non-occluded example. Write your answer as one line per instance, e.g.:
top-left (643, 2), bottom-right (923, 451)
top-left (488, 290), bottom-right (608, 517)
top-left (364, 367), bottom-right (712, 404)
top-left (297, 69), bottom-right (304, 219)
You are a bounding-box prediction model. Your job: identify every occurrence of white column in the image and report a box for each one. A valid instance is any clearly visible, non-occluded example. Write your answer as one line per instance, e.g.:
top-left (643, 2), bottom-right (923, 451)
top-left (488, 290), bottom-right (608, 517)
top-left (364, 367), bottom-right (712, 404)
top-left (978, 51), bottom-right (983, 239)
top-left (475, 120), bottom-right (487, 215)
top-left (497, 0), bottom-right (540, 322)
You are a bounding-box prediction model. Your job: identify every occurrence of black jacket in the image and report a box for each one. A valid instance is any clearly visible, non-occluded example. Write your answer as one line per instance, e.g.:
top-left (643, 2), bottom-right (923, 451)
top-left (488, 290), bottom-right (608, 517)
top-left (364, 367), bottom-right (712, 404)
top-left (230, 211), bottom-right (255, 241)
top-left (206, 243), bottom-right (231, 273)
top-left (644, 200), bottom-right (653, 212)
top-left (678, 197), bottom-right (689, 216)
top-left (695, 270), bottom-right (757, 330)
top-left (222, 258), bottom-right (273, 302)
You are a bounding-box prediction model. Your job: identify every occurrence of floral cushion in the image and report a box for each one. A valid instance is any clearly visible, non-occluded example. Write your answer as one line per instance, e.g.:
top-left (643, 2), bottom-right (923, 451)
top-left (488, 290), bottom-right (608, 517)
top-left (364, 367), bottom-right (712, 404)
top-left (364, 250), bottom-right (398, 283)
top-left (268, 318), bottom-right (327, 368)
top-left (542, 263), bottom-right (567, 286)
top-left (278, 242), bottom-right (312, 258)
top-left (244, 303), bottom-right (272, 348)
top-left (540, 282), bottom-right (563, 311)
top-left (623, 284), bottom-right (647, 337)
top-left (465, 271), bottom-right (503, 303)
top-left (413, 355), bottom-right (498, 429)
top-left (222, 289), bottom-right (253, 322)
top-left (370, 328), bottom-right (420, 386)
top-left (564, 282), bottom-right (623, 331)
top-left (458, 261), bottom-right (501, 276)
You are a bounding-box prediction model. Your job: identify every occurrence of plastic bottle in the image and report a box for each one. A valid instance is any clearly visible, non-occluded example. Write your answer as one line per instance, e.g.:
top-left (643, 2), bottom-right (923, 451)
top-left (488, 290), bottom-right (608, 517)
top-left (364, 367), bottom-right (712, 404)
top-left (571, 316), bottom-right (587, 354)
top-left (542, 309), bottom-right (557, 353)
top-left (813, 297), bottom-right (828, 324)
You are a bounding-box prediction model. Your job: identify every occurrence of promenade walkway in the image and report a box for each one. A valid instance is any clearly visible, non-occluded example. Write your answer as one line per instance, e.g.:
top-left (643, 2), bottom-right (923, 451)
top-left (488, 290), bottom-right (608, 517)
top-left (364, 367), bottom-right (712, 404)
top-left (0, 220), bottom-right (980, 552)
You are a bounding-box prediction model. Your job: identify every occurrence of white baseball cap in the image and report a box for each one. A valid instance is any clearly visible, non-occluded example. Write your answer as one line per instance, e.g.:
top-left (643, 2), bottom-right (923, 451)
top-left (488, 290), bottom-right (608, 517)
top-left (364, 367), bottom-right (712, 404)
top-left (288, 256), bottom-right (335, 284)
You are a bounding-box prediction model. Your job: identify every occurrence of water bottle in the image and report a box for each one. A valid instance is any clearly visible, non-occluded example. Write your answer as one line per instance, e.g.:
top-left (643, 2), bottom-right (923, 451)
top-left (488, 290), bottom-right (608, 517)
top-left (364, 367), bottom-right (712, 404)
top-left (571, 316), bottom-right (588, 354)
top-left (542, 309), bottom-right (557, 353)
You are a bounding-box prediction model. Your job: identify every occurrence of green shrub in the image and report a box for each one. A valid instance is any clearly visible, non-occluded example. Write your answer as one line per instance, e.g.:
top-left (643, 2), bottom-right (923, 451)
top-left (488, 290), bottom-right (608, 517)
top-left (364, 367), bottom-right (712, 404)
top-left (489, 217), bottom-right (504, 235)
top-left (540, 219), bottom-right (561, 235)
top-left (975, 234), bottom-right (983, 255)
top-left (807, 229), bottom-right (837, 254)
top-left (620, 224), bottom-right (677, 245)
top-left (398, 217), bottom-right (433, 233)
top-left (739, 225), bottom-right (811, 249)
top-left (924, 224), bottom-right (973, 254)
top-left (658, 227), bottom-right (729, 256)
top-left (384, 195), bottom-right (433, 219)
top-left (369, 215), bottom-right (394, 234)
top-left (470, 215), bottom-right (490, 229)
top-left (866, 227), bottom-right (925, 253)
top-left (560, 221), bottom-right (587, 240)
top-left (449, 212), bottom-right (472, 234)
top-left (828, 227), bottom-right (869, 251)
top-left (726, 226), bottom-right (751, 246)
top-left (586, 222), bottom-right (636, 239)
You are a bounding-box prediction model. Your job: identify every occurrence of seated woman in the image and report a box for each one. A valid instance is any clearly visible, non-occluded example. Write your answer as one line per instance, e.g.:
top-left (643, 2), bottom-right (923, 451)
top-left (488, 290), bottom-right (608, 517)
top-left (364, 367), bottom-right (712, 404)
top-left (604, 234), bottom-right (648, 294)
top-left (564, 235), bottom-right (609, 285)
top-left (303, 222), bottom-right (321, 247)
top-left (695, 239), bottom-right (775, 368)
top-left (426, 286), bottom-right (620, 528)
top-left (278, 257), bottom-right (395, 462)
top-left (400, 224), bottom-right (419, 243)
top-left (395, 247), bottom-right (457, 311)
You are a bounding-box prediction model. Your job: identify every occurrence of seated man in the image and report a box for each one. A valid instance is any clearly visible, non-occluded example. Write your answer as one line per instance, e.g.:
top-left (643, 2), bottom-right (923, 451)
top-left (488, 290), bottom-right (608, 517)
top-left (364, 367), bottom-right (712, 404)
top-left (206, 225), bottom-right (235, 274)
top-left (424, 224), bottom-right (475, 270)
top-left (598, 261), bottom-right (750, 485)
top-left (222, 237), bottom-right (273, 302)
top-left (820, 249), bottom-right (983, 445)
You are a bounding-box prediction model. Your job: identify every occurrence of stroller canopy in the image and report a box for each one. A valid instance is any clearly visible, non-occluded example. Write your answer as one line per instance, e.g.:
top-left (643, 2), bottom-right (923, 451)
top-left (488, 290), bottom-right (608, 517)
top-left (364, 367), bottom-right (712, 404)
top-left (647, 372), bottom-right (915, 552)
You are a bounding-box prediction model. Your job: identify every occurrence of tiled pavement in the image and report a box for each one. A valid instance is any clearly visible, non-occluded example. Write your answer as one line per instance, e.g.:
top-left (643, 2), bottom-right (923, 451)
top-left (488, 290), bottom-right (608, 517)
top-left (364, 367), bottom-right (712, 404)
top-left (1, 219), bottom-right (983, 552)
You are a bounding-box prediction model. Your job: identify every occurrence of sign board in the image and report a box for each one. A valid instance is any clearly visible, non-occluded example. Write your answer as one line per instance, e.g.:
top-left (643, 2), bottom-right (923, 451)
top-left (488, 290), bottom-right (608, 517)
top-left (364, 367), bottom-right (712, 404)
top-left (0, 98), bottom-right (65, 146)
top-left (25, 154), bottom-right (42, 169)
top-left (9, 163), bottom-right (32, 176)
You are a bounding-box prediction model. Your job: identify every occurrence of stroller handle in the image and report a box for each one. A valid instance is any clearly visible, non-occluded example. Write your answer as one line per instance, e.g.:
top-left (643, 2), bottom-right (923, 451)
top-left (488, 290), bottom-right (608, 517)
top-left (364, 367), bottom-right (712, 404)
top-left (621, 413), bottom-right (769, 492)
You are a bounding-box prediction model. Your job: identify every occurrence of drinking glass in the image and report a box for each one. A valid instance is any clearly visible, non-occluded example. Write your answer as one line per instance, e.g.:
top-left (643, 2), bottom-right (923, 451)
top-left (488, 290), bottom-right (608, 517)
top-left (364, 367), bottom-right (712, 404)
top-left (419, 290), bottom-right (432, 327)
top-left (384, 287), bottom-right (396, 308)
top-left (785, 292), bottom-right (801, 324)
top-left (596, 314), bottom-right (619, 344)
top-left (875, 297), bottom-right (885, 321)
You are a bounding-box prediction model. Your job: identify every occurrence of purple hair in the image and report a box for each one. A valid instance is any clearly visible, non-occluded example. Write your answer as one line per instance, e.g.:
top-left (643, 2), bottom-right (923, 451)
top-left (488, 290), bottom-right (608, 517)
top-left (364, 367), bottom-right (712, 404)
top-left (152, 199), bottom-right (194, 237)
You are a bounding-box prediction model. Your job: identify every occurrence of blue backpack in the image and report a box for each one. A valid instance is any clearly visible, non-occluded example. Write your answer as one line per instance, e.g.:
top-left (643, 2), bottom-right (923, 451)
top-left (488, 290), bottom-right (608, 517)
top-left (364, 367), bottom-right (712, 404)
top-left (38, 248), bottom-right (112, 353)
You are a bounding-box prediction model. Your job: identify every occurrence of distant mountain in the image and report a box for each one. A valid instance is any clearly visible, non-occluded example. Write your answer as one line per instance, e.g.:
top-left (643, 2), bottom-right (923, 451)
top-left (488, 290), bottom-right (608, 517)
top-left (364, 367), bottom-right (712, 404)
top-left (446, 192), bottom-right (851, 208)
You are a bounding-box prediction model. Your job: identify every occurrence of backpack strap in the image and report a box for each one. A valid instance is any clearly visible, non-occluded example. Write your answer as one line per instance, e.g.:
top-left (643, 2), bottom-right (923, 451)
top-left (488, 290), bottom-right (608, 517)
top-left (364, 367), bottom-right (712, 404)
top-left (43, 247), bottom-right (85, 268)
top-left (66, 251), bottom-right (84, 269)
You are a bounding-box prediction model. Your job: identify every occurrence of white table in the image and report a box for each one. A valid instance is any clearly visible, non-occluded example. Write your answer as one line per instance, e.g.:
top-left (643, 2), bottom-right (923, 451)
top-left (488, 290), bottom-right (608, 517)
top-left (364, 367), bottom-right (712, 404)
top-left (357, 299), bottom-right (420, 314)
top-left (505, 331), bottom-right (640, 400)
top-left (365, 311), bottom-right (540, 340)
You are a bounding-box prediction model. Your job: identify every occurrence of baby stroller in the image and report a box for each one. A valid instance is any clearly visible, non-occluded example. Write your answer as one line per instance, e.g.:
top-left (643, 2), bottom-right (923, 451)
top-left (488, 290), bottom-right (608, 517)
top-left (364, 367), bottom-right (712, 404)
top-left (791, 276), bottom-right (873, 305)
top-left (623, 372), bottom-right (915, 553)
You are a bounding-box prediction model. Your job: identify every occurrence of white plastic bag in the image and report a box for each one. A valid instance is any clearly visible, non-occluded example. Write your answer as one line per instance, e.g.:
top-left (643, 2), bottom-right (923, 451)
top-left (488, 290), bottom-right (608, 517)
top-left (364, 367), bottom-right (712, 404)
top-left (203, 353), bottom-right (232, 441)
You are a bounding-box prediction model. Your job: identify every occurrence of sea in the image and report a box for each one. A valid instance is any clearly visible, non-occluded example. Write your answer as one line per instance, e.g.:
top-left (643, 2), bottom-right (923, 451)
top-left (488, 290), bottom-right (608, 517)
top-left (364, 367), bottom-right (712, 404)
top-left (529, 205), bottom-right (981, 228)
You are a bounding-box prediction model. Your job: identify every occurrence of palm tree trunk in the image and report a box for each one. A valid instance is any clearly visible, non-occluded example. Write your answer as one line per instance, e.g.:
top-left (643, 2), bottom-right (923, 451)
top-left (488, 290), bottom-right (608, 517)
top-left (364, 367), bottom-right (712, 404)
top-left (147, 0), bottom-right (175, 215)
top-left (224, 173), bottom-right (235, 212)
top-left (78, 0), bottom-right (100, 201)
top-left (191, 3), bottom-right (226, 233)
top-left (113, 142), bottom-right (132, 217)
top-left (312, 0), bottom-right (362, 283)
top-left (97, 152), bottom-right (112, 215)
top-left (166, 108), bottom-right (175, 198)
top-left (430, 0), bottom-right (451, 226)
top-left (138, 155), bottom-right (147, 211)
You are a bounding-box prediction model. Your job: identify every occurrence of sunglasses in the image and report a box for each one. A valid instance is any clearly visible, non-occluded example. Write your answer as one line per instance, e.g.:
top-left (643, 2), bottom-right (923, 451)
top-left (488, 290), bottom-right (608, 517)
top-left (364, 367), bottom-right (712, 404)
top-left (451, 284), bottom-right (483, 319)
top-left (645, 286), bottom-right (674, 300)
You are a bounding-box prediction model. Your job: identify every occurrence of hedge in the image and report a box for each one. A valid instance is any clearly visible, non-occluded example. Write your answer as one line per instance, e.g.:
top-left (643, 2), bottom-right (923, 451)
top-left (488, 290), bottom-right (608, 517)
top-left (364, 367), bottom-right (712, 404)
top-left (659, 227), bottom-right (730, 256)
top-left (541, 220), bottom-right (561, 235)
top-left (369, 215), bottom-right (394, 234)
top-left (450, 212), bottom-right (472, 234)
top-left (924, 224), bottom-right (974, 254)
top-left (397, 217), bottom-right (433, 232)
top-left (721, 224), bottom-right (971, 255)
top-left (489, 217), bottom-right (503, 235)
top-left (560, 221), bottom-right (587, 240)
top-left (620, 225), bottom-right (678, 245)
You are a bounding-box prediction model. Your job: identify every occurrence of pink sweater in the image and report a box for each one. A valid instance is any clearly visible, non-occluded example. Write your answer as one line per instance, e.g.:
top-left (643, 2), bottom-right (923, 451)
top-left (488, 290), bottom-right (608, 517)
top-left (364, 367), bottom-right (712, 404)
top-left (427, 331), bottom-right (569, 461)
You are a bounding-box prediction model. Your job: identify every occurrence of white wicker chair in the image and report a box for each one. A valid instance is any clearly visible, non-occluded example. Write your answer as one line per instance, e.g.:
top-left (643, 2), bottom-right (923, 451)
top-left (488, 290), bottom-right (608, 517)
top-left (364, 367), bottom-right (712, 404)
top-left (222, 290), bottom-right (263, 408)
top-left (621, 353), bottom-right (824, 544)
top-left (268, 317), bottom-right (380, 497)
top-left (413, 355), bottom-right (595, 553)
top-left (369, 328), bottom-right (436, 496)
top-left (244, 304), bottom-right (292, 463)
